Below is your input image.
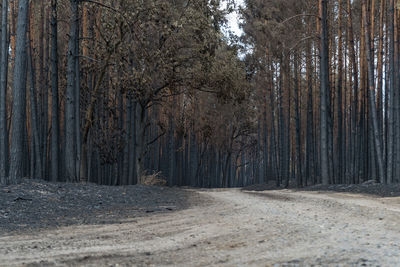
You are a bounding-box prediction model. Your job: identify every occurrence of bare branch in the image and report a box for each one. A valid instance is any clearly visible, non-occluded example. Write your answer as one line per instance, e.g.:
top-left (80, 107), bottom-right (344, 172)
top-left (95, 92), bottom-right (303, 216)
top-left (279, 14), bottom-right (320, 25)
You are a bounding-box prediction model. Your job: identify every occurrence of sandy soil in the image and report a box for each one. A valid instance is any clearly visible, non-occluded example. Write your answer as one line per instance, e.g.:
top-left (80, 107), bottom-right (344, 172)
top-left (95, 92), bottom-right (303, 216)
top-left (1, 188), bottom-right (400, 266)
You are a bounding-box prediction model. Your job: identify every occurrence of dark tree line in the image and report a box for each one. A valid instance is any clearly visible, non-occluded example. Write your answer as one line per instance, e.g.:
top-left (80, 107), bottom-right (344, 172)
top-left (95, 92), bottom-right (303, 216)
top-left (242, 0), bottom-right (400, 186)
top-left (1, 0), bottom-right (400, 188)
top-left (0, 0), bottom-right (256, 187)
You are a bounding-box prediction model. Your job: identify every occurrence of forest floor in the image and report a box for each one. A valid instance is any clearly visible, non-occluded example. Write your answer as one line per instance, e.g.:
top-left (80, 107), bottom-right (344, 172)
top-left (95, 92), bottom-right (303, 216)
top-left (1, 180), bottom-right (400, 266)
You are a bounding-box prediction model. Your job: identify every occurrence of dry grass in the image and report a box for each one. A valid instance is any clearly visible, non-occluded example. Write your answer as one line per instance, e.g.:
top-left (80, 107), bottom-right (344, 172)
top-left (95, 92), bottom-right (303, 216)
top-left (142, 171), bottom-right (167, 186)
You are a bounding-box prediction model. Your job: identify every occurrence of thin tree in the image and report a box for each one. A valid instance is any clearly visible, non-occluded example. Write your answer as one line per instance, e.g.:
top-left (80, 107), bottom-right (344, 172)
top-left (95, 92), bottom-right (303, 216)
top-left (376, 0), bottom-right (385, 142)
top-left (337, 0), bottom-right (344, 183)
top-left (294, 51), bottom-right (302, 187)
top-left (319, 0), bottom-right (330, 185)
top-left (0, 0), bottom-right (9, 184)
top-left (65, 0), bottom-right (78, 182)
top-left (347, 0), bottom-right (359, 183)
top-left (28, 28), bottom-right (43, 180)
top-left (50, 0), bottom-right (60, 182)
top-left (387, 0), bottom-right (395, 184)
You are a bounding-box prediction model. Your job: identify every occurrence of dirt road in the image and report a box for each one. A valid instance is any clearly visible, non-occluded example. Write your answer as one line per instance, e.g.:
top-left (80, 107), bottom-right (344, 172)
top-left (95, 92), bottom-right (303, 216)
top-left (1, 188), bottom-right (400, 266)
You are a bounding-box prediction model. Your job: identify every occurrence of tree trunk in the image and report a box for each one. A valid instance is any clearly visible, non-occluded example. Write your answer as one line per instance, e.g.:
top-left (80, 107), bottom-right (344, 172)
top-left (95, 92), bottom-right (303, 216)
top-left (135, 103), bottom-right (146, 184)
top-left (222, 151), bottom-right (231, 188)
top-left (65, 0), bottom-right (78, 182)
top-left (305, 35), bottom-right (315, 185)
top-left (393, 3), bottom-right (400, 182)
top-left (269, 69), bottom-right (279, 185)
top-left (38, 0), bottom-right (48, 181)
top-left (377, 0), bottom-right (385, 174)
top-left (122, 95), bottom-right (131, 185)
top-left (28, 29), bottom-right (43, 180)
top-left (0, 0), bottom-right (9, 183)
top-left (347, 0), bottom-right (360, 184)
top-left (387, 0), bottom-right (395, 184)
top-left (319, 0), bottom-right (330, 185)
top-left (362, 0), bottom-right (386, 183)
top-left (75, 15), bottom-right (81, 180)
top-left (128, 100), bottom-right (137, 185)
top-left (337, 0), bottom-right (344, 183)
top-left (168, 113), bottom-right (175, 186)
top-left (294, 52), bottom-right (302, 187)
top-left (50, 0), bottom-right (60, 182)
top-left (9, 0), bottom-right (29, 184)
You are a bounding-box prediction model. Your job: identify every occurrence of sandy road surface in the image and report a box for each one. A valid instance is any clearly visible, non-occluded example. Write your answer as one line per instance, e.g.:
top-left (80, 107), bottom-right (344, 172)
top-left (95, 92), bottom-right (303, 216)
top-left (1, 189), bottom-right (400, 266)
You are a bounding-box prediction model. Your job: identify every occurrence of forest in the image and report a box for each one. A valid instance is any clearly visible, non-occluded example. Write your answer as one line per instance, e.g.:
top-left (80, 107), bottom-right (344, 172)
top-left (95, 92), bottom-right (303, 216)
top-left (3, 0), bottom-right (400, 265)
top-left (0, 0), bottom-right (399, 188)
